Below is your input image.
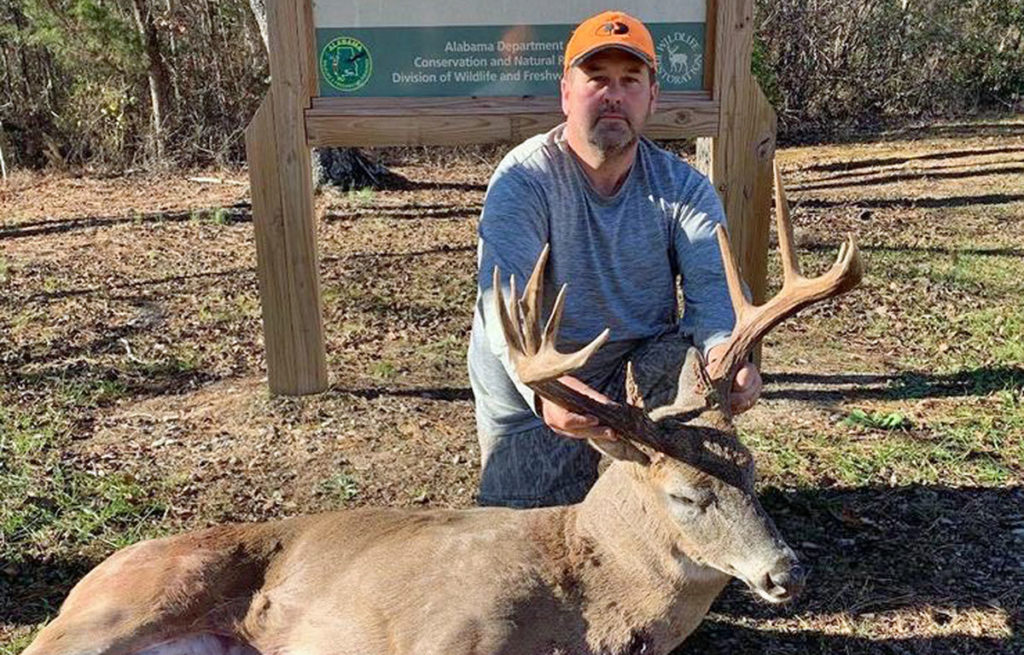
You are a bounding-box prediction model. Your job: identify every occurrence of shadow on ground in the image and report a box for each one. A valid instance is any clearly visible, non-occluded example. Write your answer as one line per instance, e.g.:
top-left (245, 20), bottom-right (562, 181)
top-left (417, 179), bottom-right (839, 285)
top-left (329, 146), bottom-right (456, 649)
top-left (800, 242), bottom-right (1024, 259)
top-left (795, 164), bottom-right (1024, 193)
top-left (799, 145), bottom-right (1024, 174)
top-left (799, 193), bottom-right (1024, 211)
top-left (0, 555), bottom-right (97, 631)
top-left (0, 204), bottom-right (252, 240)
top-left (762, 366), bottom-right (1024, 404)
top-left (679, 484), bottom-right (1024, 654)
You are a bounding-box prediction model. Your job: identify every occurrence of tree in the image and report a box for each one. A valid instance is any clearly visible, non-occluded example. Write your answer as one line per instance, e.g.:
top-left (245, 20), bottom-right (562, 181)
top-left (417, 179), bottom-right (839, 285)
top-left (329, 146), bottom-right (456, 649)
top-left (129, 0), bottom-right (172, 158)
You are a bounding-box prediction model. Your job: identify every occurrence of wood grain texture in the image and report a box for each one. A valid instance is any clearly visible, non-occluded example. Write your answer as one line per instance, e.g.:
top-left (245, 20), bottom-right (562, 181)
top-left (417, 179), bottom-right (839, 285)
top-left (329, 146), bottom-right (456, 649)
top-left (249, 0), bottom-right (327, 395)
top-left (695, 0), bottom-right (776, 364)
top-left (305, 95), bottom-right (719, 146)
top-left (703, 0), bottom-right (718, 94)
top-left (300, 0), bottom-right (317, 99)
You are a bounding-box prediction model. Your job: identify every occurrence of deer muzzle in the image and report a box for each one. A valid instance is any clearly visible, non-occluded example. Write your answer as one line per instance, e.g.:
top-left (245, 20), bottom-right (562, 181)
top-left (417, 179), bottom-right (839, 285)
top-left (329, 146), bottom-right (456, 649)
top-left (749, 551), bottom-right (805, 604)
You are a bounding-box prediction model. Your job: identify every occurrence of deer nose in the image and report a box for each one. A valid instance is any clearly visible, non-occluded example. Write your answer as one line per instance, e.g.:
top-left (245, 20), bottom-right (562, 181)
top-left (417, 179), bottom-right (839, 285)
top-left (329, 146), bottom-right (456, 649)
top-left (761, 558), bottom-right (805, 602)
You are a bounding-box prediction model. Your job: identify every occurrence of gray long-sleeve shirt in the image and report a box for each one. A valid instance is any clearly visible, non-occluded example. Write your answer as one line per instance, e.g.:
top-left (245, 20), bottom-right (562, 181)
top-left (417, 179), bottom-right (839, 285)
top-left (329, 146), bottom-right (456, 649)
top-left (468, 124), bottom-right (736, 437)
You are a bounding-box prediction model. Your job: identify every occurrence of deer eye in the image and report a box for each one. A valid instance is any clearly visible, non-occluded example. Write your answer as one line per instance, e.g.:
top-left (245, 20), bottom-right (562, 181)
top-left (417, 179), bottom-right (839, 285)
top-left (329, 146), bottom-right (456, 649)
top-left (668, 489), bottom-right (713, 510)
top-left (669, 492), bottom-right (697, 506)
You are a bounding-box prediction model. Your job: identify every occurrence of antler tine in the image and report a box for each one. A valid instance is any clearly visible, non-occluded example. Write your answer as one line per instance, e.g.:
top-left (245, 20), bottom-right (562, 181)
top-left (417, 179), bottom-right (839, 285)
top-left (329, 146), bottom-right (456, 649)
top-left (519, 244), bottom-right (548, 356)
top-left (493, 247), bottom-right (662, 449)
top-left (706, 164), bottom-right (863, 388)
top-left (625, 361), bottom-right (644, 409)
top-left (715, 224), bottom-right (753, 324)
top-left (492, 248), bottom-right (609, 384)
top-left (774, 161), bottom-right (800, 286)
top-left (494, 267), bottom-right (524, 355)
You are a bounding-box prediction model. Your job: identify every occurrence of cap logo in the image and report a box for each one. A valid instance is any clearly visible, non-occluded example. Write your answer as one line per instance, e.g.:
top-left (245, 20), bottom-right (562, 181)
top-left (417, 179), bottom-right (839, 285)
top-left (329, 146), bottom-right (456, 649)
top-left (598, 21), bottom-right (630, 36)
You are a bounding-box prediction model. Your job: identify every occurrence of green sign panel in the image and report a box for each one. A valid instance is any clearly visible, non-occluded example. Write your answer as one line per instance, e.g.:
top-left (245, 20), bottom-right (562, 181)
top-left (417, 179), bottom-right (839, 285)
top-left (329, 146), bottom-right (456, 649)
top-left (315, 23), bottom-right (705, 98)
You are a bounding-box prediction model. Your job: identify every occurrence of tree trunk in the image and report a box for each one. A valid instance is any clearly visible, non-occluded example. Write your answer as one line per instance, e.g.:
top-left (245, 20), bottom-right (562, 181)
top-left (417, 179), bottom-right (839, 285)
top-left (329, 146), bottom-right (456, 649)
top-left (246, 0), bottom-right (400, 190)
top-left (130, 0), bottom-right (173, 160)
top-left (0, 119), bottom-right (8, 182)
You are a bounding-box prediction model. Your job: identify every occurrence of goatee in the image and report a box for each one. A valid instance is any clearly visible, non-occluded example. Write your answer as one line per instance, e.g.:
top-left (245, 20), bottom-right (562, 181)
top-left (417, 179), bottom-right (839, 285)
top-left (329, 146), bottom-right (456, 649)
top-left (588, 116), bottom-right (638, 155)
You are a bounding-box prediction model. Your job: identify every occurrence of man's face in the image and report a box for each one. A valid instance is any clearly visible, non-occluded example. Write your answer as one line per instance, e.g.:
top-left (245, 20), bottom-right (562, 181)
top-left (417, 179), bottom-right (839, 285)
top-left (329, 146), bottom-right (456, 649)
top-left (561, 48), bottom-right (659, 156)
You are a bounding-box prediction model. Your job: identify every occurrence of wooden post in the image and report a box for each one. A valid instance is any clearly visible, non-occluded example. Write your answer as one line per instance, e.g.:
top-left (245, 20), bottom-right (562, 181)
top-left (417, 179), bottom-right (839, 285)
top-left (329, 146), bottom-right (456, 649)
top-left (696, 0), bottom-right (776, 307)
top-left (245, 0), bottom-right (327, 395)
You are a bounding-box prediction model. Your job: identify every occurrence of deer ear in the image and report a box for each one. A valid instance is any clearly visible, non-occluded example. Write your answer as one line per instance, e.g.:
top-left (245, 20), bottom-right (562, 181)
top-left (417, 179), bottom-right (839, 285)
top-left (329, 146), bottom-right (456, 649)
top-left (588, 438), bottom-right (651, 466)
top-left (677, 347), bottom-right (713, 401)
top-left (648, 347), bottom-right (713, 421)
top-left (625, 361), bottom-right (644, 409)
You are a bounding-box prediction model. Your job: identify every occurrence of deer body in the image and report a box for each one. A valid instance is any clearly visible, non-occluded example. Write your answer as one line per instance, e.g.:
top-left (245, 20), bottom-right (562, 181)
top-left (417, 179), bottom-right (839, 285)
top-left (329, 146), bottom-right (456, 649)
top-left (28, 462), bottom-right (733, 655)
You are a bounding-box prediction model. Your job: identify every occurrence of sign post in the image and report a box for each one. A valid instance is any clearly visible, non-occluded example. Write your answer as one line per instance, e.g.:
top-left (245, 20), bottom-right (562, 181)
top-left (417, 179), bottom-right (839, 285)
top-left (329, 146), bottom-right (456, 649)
top-left (247, 0), bottom-right (774, 395)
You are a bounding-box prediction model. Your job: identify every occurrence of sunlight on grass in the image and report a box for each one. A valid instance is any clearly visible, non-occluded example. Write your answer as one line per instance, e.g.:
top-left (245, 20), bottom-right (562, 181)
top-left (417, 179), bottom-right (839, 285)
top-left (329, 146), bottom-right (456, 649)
top-left (0, 387), bottom-right (171, 566)
top-left (0, 631), bottom-right (35, 655)
top-left (744, 387), bottom-right (1022, 488)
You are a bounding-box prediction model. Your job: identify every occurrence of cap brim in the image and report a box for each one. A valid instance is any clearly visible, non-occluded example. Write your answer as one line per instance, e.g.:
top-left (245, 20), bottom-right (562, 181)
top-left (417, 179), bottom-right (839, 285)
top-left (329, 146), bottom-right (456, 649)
top-left (569, 44), bottom-right (655, 70)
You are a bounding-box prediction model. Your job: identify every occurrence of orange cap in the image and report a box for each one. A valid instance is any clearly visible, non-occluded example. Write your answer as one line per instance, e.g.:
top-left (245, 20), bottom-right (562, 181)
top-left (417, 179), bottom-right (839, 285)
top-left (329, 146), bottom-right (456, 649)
top-left (564, 10), bottom-right (657, 73)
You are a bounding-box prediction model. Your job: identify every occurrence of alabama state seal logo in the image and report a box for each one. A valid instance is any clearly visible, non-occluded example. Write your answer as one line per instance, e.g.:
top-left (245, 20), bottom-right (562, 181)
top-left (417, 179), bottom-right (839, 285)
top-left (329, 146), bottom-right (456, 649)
top-left (320, 36), bottom-right (372, 92)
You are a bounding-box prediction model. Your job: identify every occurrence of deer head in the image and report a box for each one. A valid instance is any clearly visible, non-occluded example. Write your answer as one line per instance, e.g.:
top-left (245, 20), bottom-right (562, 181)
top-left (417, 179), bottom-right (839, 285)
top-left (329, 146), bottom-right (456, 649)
top-left (494, 163), bottom-right (862, 603)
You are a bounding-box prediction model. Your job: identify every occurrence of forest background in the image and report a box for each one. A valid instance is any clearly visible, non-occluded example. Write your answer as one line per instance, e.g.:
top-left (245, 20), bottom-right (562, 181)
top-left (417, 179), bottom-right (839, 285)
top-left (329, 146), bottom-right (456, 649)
top-left (1, 0), bottom-right (1023, 172)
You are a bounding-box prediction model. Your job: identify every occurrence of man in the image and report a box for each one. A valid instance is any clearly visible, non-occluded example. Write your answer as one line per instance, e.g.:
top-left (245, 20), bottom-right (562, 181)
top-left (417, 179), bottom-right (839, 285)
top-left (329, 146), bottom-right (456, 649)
top-left (467, 10), bottom-right (761, 508)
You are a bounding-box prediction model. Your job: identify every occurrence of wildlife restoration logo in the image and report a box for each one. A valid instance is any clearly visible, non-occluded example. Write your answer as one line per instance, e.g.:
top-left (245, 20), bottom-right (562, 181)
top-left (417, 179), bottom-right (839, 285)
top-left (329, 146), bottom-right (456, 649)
top-left (656, 32), bottom-right (702, 87)
top-left (320, 36), bottom-right (372, 92)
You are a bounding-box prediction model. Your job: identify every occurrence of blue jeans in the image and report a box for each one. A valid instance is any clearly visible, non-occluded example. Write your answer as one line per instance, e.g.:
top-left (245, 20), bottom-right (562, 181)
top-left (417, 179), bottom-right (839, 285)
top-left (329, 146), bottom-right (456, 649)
top-left (477, 331), bottom-right (695, 508)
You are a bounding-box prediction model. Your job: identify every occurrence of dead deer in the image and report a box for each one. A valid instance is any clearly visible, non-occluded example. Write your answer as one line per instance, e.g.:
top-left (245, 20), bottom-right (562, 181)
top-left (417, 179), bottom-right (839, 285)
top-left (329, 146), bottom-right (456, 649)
top-left (22, 165), bottom-right (861, 655)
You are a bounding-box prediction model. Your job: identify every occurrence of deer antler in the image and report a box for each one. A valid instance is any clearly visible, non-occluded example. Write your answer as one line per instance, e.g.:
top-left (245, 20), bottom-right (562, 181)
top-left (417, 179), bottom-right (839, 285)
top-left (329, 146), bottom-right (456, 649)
top-left (706, 162), bottom-right (863, 390)
top-left (493, 246), bottom-right (664, 449)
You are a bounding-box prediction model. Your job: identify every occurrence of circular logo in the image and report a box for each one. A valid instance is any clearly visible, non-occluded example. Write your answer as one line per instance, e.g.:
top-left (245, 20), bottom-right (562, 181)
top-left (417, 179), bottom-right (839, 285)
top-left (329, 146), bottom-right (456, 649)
top-left (320, 36), bottom-right (372, 92)
top-left (656, 32), bottom-right (703, 87)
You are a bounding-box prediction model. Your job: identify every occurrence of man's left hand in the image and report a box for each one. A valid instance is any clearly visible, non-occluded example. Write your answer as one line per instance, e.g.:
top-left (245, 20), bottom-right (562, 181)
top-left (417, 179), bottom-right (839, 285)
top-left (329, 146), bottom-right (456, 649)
top-left (706, 345), bottom-right (762, 414)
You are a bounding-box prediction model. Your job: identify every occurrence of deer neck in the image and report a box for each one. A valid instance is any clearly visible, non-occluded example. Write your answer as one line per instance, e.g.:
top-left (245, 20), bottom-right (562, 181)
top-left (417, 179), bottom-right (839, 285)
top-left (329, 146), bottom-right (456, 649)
top-left (575, 463), bottom-right (725, 586)
top-left (561, 462), bottom-right (730, 645)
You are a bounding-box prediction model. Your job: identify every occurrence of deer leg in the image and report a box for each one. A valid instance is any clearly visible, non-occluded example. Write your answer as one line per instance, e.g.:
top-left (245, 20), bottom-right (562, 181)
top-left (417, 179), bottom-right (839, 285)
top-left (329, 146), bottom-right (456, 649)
top-left (22, 527), bottom-right (273, 655)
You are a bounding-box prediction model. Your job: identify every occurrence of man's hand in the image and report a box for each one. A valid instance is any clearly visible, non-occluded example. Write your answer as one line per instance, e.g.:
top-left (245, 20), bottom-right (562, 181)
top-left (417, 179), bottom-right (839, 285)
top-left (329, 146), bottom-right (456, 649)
top-left (706, 345), bottom-right (763, 414)
top-left (538, 376), bottom-right (617, 441)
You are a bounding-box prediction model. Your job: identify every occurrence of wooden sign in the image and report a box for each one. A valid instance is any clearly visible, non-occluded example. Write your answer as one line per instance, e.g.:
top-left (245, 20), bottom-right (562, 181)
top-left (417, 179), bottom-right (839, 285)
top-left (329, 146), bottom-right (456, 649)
top-left (246, 0), bottom-right (776, 395)
top-left (313, 1), bottom-right (707, 97)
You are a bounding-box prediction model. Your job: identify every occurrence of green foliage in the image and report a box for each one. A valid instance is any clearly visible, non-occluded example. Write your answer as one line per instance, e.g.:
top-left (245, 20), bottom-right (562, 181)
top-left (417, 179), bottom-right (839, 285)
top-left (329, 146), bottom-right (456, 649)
top-left (317, 473), bottom-right (360, 502)
top-left (25, 0), bottom-right (142, 72)
top-left (372, 360), bottom-right (398, 380)
top-left (347, 187), bottom-right (376, 205)
top-left (843, 409), bottom-right (914, 431)
top-left (751, 34), bottom-right (780, 109)
top-left (755, 0), bottom-right (1024, 134)
top-left (1, 0), bottom-right (268, 168)
top-left (0, 399), bottom-right (167, 569)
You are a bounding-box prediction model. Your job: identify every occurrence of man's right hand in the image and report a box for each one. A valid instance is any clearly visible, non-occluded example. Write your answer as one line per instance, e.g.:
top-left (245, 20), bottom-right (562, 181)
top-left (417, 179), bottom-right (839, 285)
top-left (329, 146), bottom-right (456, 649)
top-left (538, 376), bottom-right (617, 441)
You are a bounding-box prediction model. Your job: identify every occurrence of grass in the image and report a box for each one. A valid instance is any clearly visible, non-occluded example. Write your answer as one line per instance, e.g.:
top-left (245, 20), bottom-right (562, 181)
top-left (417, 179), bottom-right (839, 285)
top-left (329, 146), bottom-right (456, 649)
top-left (842, 408), bottom-right (913, 431)
top-left (371, 360), bottom-right (398, 380)
top-left (743, 200), bottom-right (1024, 493)
top-left (347, 187), bottom-right (375, 205)
top-left (189, 206), bottom-right (232, 225)
top-left (316, 473), bottom-right (360, 502)
top-left (0, 402), bottom-right (169, 559)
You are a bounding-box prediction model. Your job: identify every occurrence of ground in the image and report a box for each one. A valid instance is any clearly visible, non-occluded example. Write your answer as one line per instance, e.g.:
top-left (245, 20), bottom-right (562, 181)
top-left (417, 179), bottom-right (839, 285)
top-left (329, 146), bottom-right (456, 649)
top-left (1, 119), bottom-right (1023, 654)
